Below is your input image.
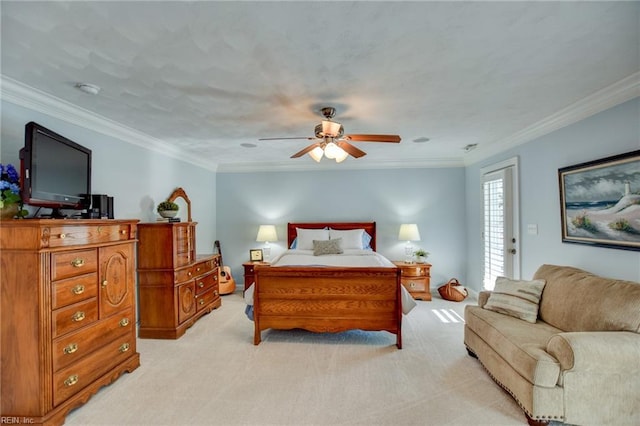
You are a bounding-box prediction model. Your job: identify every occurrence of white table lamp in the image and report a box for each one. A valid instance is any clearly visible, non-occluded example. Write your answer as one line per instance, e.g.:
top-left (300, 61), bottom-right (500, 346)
top-left (256, 225), bottom-right (278, 261)
top-left (398, 224), bottom-right (421, 263)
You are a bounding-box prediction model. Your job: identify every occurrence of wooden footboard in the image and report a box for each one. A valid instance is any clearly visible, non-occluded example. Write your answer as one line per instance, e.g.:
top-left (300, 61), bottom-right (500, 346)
top-left (253, 265), bottom-right (403, 348)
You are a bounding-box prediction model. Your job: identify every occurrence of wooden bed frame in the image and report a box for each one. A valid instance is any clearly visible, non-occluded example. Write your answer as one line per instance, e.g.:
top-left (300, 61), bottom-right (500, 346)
top-left (252, 222), bottom-right (403, 348)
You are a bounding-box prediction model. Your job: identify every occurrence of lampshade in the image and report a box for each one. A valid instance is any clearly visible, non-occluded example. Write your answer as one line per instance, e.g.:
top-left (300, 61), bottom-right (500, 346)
top-left (334, 148), bottom-right (349, 163)
top-left (308, 146), bottom-right (324, 162)
top-left (323, 142), bottom-right (341, 159)
top-left (398, 224), bottom-right (421, 241)
top-left (321, 120), bottom-right (342, 137)
top-left (256, 225), bottom-right (278, 242)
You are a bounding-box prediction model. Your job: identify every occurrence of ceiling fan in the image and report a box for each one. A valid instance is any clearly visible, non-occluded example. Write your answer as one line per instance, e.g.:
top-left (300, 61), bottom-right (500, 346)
top-left (258, 107), bottom-right (401, 162)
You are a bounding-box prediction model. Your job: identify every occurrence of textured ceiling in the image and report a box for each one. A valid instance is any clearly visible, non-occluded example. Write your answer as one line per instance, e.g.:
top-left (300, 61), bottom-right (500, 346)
top-left (1, 1), bottom-right (639, 171)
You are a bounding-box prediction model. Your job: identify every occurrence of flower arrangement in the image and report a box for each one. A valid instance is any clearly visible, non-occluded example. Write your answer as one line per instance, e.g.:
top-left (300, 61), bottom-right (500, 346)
top-left (0, 163), bottom-right (22, 208)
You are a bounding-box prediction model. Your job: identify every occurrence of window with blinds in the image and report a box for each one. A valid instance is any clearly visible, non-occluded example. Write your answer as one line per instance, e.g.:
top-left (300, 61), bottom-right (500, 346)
top-left (483, 171), bottom-right (506, 290)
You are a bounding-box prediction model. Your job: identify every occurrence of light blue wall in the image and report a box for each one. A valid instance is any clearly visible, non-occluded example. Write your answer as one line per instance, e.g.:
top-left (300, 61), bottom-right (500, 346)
top-left (0, 101), bottom-right (218, 253)
top-left (216, 167), bottom-right (467, 287)
top-left (3, 95), bottom-right (638, 295)
top-left (465, 98), bottom-right (640, 291)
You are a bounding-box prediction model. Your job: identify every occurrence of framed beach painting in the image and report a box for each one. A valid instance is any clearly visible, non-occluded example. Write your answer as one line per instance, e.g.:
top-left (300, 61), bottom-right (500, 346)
top-left (558, 149), bottom-right (640, 251)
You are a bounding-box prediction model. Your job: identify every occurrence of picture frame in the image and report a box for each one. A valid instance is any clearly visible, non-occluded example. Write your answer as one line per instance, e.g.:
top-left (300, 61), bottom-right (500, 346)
top-left (558, 149), bottom-right (640, 251)
top-left (249, 249), bottom-right (263, 262)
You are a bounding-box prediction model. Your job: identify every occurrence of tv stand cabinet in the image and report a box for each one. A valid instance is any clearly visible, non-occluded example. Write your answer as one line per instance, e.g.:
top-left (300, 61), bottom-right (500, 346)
top-left (0, 219), bottom-right (140, 426)
top-left (137, 222), bottom-right (222, 339)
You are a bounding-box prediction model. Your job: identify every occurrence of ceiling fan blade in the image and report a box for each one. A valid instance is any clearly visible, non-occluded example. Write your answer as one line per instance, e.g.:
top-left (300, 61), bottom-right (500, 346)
top-left (259, 137), bottom-right (315, 141)
top-left (291, 143), bottom-right (320, 158)
top-left (337, 141), bottom-right (367, 158)
top-left (344, 134), bottom-right (401, 143)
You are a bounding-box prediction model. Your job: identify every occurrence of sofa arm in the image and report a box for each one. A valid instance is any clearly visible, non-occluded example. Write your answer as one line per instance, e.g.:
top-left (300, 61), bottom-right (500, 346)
top-left (477, 290), bottom-right (491, 308)
top-left (547, 331), bottom-right (640, 372)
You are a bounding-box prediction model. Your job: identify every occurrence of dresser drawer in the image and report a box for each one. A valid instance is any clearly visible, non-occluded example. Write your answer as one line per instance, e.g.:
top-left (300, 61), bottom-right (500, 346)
top-left (175, 266), bottom-right (194, 283)
top-left (53, 308), bottom-right (134, 372)
top-left (52, 299), bottom-right (98, 338)
top-left (195, 271), bottom-right (217, 295)
top-left (47, 224), bottom-right (132, 248)
top-left (399, 265), bottom-right (430, 278)
top-left (51, 249), bottom-right (98, 281)
top-left (195, 288), bottom-right (218, 312)
top-left (193, 258), bottom-right (215, 277)
top-left (401, 277), bottom-right (429, 293)
top-left (52, 273), bottom-right (98, 309)
top-left (53, 335), bottom-right (136, 406)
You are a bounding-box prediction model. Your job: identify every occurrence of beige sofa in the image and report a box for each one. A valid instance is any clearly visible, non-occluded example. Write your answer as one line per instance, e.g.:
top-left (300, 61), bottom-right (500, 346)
top-left (464, 264), bottom-right (640, 426)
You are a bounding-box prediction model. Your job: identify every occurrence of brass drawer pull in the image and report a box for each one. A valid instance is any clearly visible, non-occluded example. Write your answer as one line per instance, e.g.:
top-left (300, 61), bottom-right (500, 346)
top-left (196, 267), bottom-right (201, 272)
top-left (71, 311), bottom-right (85, 322)
top-left (71, 258), bottom-right (85, 268)
top-left (119, 318), bottom-right (130, 327)
top-left (213, 275), bottom-right (218, 281)
top-left (214, 290), bottom-right (218, 296)
top-left (198, 281), bottom-right (204, 288)
top-left (119, 343), bottom-right (130, 353)
top-left (60, 233), bottom-right (66, 239)
top-left (410, 282), bottom-right (416, 288)
top-left (120, 230), bottom-right (127, 235)
top-left (101, 280), bottom-right (108, 288)
top-left (63, 343), bottom-right (79, 354)
top-left (188, 271), bottom-right (192, 277)
top-left (199, 298), bottom-right (205, 305)
top-left (71, 285), bottom-right (85, 295)
top-left (64, 374), bottom-right (79, 387)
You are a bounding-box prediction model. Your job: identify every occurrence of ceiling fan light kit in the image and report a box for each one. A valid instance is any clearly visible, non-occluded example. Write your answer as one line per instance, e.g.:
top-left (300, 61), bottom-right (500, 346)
top-left (258, 106), bottom-right (401, 162)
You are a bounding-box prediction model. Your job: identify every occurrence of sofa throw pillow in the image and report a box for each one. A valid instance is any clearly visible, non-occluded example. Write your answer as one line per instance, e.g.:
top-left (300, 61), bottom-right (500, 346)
top-left (483, 277), bottom-right (546, 323)
top-left (313, 238), bottom-right (344, 256)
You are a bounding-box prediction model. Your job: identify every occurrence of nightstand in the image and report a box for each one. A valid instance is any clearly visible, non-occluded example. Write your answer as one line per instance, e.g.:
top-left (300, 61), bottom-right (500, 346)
top-left (243, 261), bottom-right (269, 291)
top-left (393, 261), bottom-right (432, 300)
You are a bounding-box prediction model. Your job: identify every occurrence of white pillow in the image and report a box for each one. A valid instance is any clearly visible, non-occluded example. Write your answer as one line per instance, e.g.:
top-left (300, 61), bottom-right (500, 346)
top-left (329, 228), bottom-right (365, 250)
top-left (295, 228), bottom-right (329, 250)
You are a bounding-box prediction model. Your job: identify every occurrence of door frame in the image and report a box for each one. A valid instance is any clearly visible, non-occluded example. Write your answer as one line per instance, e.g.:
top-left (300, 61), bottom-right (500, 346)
top-left (480, 156), bottom-right (520, 287)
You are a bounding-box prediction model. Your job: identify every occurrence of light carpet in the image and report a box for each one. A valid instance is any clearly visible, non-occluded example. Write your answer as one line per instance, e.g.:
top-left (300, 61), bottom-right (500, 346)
top-left (66, 292), bottom-right (531, 426)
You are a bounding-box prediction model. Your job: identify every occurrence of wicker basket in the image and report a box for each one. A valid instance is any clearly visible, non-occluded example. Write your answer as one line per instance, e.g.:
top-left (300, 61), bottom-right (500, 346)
top-left (437, 278), bottom-right (468, 302)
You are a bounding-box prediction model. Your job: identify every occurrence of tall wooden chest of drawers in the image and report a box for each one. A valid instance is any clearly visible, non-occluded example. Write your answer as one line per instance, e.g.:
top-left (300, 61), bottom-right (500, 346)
top-left (137, 222), bottom-right (222, 339)
top-left (0, 219), bottom-right (140, 425)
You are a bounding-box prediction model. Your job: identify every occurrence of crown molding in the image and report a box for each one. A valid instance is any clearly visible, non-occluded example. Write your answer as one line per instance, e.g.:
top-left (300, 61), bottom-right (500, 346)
top-left (463, 71), bottom-right (640, 166)
top-left (216, 157), bottom-right (464, 173)
top-left (0, 76), bottom-right (218, 172)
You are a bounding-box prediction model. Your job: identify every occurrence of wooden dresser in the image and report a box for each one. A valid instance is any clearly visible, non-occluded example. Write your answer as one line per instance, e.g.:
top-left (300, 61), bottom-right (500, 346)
top-left (393, 261), bottom-right (432, 300)
top-left (137, 222), bottom-right (222, 339)
top-left (0, 219), bottom-right (140, 426)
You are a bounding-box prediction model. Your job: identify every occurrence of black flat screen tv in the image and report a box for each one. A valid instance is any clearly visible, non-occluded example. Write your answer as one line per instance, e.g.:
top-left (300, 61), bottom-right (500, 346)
top-left (20, 122), bottom-right (92, 218)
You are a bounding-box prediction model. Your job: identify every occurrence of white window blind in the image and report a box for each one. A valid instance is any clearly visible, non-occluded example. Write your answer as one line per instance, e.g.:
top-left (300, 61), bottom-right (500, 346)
top-left (483, 173), bottom-right (505, 290)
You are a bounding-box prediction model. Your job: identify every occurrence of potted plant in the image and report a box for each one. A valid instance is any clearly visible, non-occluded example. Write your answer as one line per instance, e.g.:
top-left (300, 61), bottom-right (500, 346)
top-left (0, 163), bottom-right (28, 219)
top-left (413, 248), bottom-right (429, 263)
top-left (157, 200), bottom-right (179, 218)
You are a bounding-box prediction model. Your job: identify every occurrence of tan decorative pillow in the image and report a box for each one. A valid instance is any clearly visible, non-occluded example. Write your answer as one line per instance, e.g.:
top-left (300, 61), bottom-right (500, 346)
top-left (483, 277), bottom-right (546, 323)
top-left (313, 238), bottom-right (344, 256)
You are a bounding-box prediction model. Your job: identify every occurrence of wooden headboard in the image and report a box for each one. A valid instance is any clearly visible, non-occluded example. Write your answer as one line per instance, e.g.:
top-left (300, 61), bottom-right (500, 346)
top-left (287, 222), bottom-right (376, 251)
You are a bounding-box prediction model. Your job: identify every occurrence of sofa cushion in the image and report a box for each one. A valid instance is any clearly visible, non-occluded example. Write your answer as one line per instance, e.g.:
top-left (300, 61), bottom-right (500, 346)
top-left (465, 304), bottom-right (562, 388)
top-left (534, 264), bottom-right (640, 333)
top-left (484, 277), bottom-right (546, 323)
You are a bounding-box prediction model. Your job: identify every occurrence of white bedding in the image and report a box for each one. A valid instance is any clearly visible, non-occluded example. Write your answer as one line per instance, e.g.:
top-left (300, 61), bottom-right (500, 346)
top-left (269, 248), bottom-right (396, 267)
top-left (244, 249), bottom-right (416, 315)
